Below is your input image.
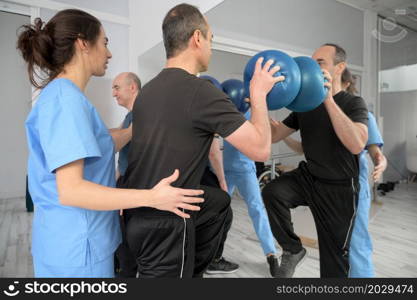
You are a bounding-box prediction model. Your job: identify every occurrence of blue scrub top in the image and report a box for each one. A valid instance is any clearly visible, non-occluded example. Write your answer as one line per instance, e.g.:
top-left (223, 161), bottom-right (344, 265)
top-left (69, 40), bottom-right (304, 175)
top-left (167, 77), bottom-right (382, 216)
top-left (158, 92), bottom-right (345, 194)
top-left (223, 110), bottom-right (255, 173)
top-left (26, 78), bottom-right (121, 267)
top-left (359, 112), bottom-right (384, 197)
top-left (117, 111), bottom-right (132, 176)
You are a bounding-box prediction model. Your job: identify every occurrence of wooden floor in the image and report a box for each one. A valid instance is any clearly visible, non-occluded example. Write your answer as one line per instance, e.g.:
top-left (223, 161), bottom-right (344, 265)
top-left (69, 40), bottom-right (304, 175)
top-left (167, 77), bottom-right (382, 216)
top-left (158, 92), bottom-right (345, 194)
top-left (0, 196), bottom-right (33, 277)
top-left (1, 183), bottom-right (416, 278)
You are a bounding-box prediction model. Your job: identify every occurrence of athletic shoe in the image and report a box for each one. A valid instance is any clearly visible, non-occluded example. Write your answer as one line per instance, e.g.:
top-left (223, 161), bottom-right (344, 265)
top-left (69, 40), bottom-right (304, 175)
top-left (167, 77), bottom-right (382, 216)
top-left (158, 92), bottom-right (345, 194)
top-left (267, 254), bottom-right (279, 277)
top-left (276, 248), bottom-right (307, 278)
top-left (205, 257), bottom-right (239, 274)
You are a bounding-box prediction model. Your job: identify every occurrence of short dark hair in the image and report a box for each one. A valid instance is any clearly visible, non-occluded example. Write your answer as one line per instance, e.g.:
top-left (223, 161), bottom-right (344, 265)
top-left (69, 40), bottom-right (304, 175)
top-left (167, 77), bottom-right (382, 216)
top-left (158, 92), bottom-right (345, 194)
top-left (162, 3), bottom-right (208, 59)
top-left (17, 9), bottom-right (102, 89)
top-left (323, 43), bottom-right (346, 65)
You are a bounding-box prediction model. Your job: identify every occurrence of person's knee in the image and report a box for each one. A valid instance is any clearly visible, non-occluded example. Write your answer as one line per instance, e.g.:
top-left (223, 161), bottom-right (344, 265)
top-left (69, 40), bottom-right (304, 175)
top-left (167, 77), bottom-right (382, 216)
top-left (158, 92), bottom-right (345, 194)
top-left (248, 205), bottom-right (262, 220)
top-left (202, 185), bottom-right (231, 212)
top-left (245, 194), bottom-right (265, 212)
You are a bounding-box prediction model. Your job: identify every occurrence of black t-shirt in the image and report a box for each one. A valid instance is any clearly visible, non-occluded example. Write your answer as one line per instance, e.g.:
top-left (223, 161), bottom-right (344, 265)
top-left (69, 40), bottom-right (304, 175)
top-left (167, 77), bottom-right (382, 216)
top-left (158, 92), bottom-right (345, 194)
top-left (120, 68), bottom-right (246, 194)
top-left (283, 91), bottom-right (368, 180)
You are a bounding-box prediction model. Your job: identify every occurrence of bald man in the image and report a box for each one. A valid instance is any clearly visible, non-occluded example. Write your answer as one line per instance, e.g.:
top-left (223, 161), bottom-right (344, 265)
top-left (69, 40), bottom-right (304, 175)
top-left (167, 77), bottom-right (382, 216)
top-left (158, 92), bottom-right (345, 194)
top-left (112, 72), bottom-right (142, 178)
top-left (112, 72), bottom-right (141, 277)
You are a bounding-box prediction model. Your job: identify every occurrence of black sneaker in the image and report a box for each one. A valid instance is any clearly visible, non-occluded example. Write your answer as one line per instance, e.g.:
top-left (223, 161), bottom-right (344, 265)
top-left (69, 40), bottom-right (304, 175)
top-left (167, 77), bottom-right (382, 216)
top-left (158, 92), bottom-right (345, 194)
top-left (267, 255), bottom-right (279, 277)
top-left (205, 257), bottom-right (239, 274)
top-left (276, 248), bottom-right (307, 278)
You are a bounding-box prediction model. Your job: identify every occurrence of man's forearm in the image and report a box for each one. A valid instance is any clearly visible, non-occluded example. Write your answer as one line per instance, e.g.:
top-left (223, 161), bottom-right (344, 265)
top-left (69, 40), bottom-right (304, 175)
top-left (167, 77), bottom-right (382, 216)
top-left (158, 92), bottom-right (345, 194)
top-left (324, 99), bottom-right (368, 154)
top-left (284, 137), bottom-right (304, 154)
top-left (270, 119), bottom-right (296, 144)
top-left (249, 92), bottom-right (271, 159)
top-left (367, 144), bottom-right (387, 181)
top-left (109, 127), bottom-right (132, 152)
top-left (209, 138), bottom-right (226, 184)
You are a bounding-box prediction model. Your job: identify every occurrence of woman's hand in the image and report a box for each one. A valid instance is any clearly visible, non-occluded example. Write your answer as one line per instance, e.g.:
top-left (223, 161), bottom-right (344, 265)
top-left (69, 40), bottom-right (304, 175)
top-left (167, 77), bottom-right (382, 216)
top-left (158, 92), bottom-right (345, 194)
top-left (150, 169), bottom-right (204, 218)
top-left (219, 179), bottom-right (228, 193)
top-left (372, 151), bottom-right (387, 182)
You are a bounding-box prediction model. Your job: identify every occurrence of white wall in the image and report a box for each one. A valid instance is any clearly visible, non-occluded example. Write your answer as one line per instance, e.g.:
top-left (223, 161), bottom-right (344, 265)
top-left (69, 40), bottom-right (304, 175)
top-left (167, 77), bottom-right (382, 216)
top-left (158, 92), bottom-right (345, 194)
top-left (51, 0), bottom-right (129, 17)
top-left (206, 0), bottom-right (364, 66)
top-left (129, 0), bottom-right (224, 73)
top-left (137, 42), bottom-right (166, 85)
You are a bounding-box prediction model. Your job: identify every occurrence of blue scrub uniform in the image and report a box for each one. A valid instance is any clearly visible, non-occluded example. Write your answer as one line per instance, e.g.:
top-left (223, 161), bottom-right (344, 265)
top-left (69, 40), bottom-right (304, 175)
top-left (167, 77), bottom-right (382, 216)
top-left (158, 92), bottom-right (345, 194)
top-left (117, 111), bottom-right (132, 176)
top-left (26, 78), bottom-right (121, 277)
top-left (349, 112), bottom-right (383, 277)
top-left (223, 111), bottom-right (277, 256)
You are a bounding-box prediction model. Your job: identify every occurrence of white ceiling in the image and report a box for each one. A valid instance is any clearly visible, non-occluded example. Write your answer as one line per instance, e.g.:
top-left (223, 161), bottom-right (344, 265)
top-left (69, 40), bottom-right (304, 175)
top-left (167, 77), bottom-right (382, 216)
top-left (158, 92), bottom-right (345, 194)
top-left (337, 0), bottom-right (417, 31)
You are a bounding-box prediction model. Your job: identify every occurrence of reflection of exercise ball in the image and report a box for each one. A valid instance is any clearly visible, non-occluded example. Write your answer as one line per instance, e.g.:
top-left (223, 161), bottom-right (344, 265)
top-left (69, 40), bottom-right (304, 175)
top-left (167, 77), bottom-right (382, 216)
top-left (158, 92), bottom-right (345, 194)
top-left (222, 79), bottom-right (249, 113)
top-left (286, 56), bottom-right (327, 112)
top-left (243, 50), bottom-right (301, 110)
top-left (200, 75), bottom-right (222, 90)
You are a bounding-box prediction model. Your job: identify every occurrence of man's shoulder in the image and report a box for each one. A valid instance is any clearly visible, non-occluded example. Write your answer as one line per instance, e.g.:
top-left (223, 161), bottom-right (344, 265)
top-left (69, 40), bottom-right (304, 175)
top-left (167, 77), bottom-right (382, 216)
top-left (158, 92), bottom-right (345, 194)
top-left (141, 68), bottom-right (204, 95)
top-left (195, 77), bottom-right (227, 99)
top-left (336, 91), bottom-right (367, 110)
top-left (340, 91), bottom-right (364, 102)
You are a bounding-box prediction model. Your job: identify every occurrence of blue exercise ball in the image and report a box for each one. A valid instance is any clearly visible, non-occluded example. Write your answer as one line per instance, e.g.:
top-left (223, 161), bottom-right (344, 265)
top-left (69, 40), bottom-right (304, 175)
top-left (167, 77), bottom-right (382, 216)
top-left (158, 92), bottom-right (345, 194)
top-left (200, 75), bottom-right (222, 90)
top-left (243, 50), bottom-right (301, 110)
top-left (222, 79), bottom-right (249, 113)
top-left (286, 56), bottom-right (328, 112)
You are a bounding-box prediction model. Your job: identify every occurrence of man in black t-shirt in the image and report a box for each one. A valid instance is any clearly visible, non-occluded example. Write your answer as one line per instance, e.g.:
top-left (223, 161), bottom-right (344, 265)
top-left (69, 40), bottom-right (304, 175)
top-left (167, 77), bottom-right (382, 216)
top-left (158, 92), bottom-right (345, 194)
top-left (120, 4), bottom-right (283, 278)
top-left (262, 44), bottom-right (369, 278)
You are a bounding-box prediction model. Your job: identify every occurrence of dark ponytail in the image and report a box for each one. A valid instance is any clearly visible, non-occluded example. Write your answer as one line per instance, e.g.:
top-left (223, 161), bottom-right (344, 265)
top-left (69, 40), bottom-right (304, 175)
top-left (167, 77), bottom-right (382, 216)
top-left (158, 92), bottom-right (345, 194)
top-left (17, 18), bottom-right (54, 88)
top-left (341, 68), bottom-right (358, 95)
top-left (17, 9), bottom-right (101, 89)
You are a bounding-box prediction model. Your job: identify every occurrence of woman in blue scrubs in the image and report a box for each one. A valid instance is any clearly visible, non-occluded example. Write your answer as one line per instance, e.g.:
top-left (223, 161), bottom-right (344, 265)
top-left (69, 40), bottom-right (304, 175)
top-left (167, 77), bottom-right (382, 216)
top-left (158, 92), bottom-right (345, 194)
top-left (17, 9), bottom-right (203, 278)
top-left (349, 112), bottom-right (384, 277)
top-left (342, 70), bottom-right (387, 277)
top-left (223, 110), bottom-right (279, 277)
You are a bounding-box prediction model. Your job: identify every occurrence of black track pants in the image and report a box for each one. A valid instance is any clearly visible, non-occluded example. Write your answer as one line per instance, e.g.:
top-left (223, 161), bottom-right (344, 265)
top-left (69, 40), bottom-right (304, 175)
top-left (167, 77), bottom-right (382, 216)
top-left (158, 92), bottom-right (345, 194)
top-left (262, 162), bottom-right (358, 278)
top-left (125, 185), bottom-right (231, 278)
top-left (200, 166), bottom-right (233, 260)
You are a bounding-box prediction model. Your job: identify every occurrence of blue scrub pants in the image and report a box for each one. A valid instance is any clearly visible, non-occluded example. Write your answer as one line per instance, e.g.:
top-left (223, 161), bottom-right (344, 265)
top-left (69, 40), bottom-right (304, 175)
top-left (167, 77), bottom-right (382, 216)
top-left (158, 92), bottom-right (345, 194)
top-left (349, 161), bottom-right (375, 277)
top-left (225, 169), bottom-right (277, 255)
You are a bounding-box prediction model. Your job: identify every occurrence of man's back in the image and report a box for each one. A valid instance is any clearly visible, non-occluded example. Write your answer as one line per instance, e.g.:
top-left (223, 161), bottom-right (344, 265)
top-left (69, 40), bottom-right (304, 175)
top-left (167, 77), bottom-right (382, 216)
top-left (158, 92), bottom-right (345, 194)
top-left (121, 68), bottom-right (245, 192)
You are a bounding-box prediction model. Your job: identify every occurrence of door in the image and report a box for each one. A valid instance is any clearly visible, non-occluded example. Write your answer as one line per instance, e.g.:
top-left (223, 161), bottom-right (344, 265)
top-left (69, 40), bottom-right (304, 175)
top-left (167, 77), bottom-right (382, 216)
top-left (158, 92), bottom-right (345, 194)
top-left (0, 11), bottom-right (31, 199)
